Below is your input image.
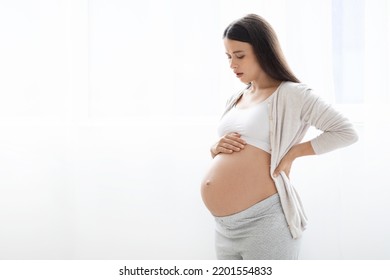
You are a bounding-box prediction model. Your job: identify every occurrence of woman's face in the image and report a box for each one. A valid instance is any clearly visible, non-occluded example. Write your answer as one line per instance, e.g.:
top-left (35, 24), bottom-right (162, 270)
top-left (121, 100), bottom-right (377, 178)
top-left (223, 38), bottom-right (262, 84)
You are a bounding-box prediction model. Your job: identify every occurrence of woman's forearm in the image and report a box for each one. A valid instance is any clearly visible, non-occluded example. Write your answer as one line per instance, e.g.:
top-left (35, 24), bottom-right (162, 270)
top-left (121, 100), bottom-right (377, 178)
top-left (289, 141), bottom-right (315, 160)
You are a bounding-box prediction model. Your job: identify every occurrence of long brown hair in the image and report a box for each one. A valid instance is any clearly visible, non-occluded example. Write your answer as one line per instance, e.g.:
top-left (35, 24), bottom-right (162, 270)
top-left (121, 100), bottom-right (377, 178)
top-left (223, 14), bottom-right (300, 83)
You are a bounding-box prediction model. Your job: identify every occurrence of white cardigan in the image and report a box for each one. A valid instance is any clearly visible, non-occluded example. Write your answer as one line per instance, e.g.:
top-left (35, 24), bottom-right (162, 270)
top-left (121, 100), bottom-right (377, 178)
top-left (221, 81), bottom-right (359, 239)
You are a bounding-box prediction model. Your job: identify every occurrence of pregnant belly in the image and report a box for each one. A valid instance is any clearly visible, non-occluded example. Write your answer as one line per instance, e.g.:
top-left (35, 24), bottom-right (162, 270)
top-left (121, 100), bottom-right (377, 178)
top-left (201, 144), bottom-right (277, 216)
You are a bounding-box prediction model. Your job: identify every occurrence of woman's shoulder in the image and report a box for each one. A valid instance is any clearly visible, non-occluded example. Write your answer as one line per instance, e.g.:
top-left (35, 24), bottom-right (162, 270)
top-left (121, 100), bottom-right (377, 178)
top-left (279, 81), bottom-right (311, 95)
top-left (278, 81), bottom-right (316, 104)
top-left (225, 84), bottom-right (251, 106)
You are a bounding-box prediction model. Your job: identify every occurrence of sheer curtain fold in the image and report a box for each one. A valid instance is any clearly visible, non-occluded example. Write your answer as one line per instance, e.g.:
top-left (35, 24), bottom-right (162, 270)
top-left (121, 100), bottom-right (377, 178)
top-left (363, 0), bottom-right (390, 104)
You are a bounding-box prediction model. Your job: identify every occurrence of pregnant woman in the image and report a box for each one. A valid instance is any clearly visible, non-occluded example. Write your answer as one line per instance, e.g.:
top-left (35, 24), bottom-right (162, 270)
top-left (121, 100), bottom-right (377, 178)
top-left (201, 14), bottom-right (358, 260)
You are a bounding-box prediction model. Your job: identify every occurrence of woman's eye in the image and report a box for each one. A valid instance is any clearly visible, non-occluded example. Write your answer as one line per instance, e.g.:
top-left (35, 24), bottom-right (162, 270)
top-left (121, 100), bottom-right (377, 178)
top-left (226, 55), bottom-right (244, 59)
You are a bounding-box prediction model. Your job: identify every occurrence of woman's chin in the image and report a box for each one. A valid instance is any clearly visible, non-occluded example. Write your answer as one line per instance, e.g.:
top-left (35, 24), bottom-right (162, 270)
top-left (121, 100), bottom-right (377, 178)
top-left (239, 78), bottom-right (250, 84)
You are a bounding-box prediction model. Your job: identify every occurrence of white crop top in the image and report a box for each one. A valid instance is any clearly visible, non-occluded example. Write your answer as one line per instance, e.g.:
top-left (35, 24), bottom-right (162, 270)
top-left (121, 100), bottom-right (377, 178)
top-left (217, 94), bottom-right (273, 153)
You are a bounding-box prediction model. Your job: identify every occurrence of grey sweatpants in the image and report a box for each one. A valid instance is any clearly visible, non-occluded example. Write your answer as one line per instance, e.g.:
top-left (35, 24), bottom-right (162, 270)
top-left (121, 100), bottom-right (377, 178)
top-left (214, 193), bottom-right (301, 260)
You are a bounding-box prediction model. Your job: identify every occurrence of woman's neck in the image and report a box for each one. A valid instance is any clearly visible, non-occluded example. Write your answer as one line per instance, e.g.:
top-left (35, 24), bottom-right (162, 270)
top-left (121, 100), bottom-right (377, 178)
top-left (249, 78), bottom-right (281, 96)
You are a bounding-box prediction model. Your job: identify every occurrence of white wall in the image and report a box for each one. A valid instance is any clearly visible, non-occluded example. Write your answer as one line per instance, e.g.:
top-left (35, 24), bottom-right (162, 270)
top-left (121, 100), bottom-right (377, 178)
top-left (0, 0), bottom-right (389, 259)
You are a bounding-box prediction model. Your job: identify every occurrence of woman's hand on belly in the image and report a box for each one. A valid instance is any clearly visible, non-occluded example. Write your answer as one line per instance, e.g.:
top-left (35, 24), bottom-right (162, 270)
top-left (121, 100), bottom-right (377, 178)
top-left (210, 132), bottom-right (247, 158)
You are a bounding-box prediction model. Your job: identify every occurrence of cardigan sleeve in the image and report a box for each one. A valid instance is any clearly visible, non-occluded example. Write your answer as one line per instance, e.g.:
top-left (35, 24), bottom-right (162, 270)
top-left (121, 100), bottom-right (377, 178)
top-left (299, 89), bottom-right (359, 155)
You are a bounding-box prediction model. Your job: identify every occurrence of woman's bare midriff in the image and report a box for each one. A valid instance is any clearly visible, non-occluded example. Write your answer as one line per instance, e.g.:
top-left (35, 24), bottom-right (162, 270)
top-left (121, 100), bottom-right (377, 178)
top-left (201, 144), bottom-right (277, 217)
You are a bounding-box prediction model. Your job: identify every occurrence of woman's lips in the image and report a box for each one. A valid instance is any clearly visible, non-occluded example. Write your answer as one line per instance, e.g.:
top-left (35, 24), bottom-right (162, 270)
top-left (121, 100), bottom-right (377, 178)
top-left (235, 73), bottom-right (243, 78)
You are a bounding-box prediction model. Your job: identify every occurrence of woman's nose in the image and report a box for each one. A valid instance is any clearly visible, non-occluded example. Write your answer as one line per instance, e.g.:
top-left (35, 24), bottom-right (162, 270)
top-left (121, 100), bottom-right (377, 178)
top-left (229, 59), bottom-right (237, 69)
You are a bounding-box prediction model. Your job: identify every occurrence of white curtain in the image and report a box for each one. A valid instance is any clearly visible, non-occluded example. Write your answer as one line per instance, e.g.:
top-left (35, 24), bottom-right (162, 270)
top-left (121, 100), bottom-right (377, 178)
top-left (0, 0), bottom-right (389, 259)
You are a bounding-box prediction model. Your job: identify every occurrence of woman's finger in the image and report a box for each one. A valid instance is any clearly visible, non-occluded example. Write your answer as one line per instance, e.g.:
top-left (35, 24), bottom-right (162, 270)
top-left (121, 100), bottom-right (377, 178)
top-left (225, 134), bottom-right (247, 147)
top-left (226, 133), bottom-right (247, 145)
top-left (222, 142), bottom-right (242, 151)
top-left (220, 147), bottom-right (234, 153)
top-left (223, 138), bottom-right (246, 149)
